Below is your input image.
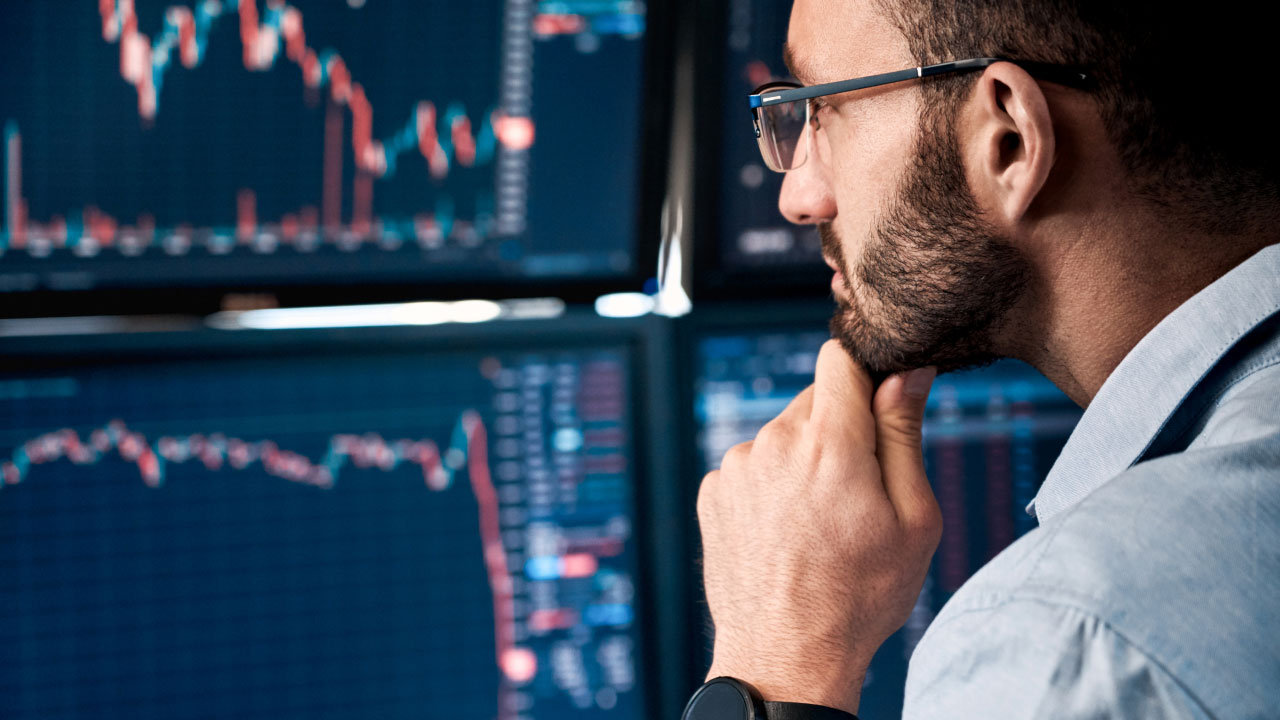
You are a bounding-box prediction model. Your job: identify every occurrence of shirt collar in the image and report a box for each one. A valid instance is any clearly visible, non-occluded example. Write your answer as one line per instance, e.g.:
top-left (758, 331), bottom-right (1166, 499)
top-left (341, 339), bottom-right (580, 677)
top-left (1031, 243), bottom-right (1280, 523)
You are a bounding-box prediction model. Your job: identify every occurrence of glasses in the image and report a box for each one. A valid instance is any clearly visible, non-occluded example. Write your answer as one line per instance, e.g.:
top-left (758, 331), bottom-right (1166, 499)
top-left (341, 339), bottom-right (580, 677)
top-left (748, 57), bottom-right (1092, 172)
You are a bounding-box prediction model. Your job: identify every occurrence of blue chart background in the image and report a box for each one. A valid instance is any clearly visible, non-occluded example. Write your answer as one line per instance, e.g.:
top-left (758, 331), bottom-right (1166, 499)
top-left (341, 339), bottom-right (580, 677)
top-left (0, 346), bottom-right (640, 720)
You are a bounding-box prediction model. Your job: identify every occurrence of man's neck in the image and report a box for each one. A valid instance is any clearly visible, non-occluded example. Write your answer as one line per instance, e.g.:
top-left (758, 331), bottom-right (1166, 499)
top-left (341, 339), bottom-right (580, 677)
top-left (1012, 226), bottom-right (1275, 408)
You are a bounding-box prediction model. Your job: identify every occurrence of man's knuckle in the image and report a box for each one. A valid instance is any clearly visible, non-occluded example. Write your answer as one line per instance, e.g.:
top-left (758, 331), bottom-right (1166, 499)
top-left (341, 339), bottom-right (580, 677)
top-left (903, 501), bottom-right (944, 549)
top-left (895, 414), bottom-right (924, 439)
top-left (754, 418), bottom-right (794, 451)
top-left (696, 471), bottom-right (718, 517)
top-left (722, 440), bottom-right (752, 468)
top-left (925, 507), bottom-right (944, 548)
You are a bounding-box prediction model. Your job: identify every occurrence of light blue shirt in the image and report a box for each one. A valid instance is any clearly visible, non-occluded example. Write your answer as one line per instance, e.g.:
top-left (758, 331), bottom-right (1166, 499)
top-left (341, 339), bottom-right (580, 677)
top-left (903, 244), bottom-right (1280, 719)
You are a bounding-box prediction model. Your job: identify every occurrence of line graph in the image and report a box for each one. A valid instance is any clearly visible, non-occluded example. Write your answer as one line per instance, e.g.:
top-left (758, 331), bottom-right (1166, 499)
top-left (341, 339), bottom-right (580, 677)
top-left (2, 411), bottom-right (532, 718)
top-left (5, 416), bottom-right (469, 493)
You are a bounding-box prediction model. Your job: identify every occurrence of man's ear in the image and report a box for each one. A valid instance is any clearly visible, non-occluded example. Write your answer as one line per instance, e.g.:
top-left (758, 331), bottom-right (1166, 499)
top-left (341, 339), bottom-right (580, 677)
top-left (964, 62), bottom-right (1055, 224)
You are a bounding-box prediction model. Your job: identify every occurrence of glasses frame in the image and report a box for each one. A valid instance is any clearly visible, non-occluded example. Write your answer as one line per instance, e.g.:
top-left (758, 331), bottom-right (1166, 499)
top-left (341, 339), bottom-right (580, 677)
top-left (748, 57), bottom-right (1093, 172)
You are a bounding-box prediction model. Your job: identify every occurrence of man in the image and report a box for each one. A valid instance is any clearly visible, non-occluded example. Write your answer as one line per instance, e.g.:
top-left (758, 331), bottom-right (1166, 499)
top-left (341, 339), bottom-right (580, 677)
top-left (688, 1), bottom-right (1279, 718)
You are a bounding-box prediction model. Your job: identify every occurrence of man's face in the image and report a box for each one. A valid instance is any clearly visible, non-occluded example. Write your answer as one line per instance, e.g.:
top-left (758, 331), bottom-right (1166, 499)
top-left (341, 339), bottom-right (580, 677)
top-left (782, 0), bottom-right (1032, 375)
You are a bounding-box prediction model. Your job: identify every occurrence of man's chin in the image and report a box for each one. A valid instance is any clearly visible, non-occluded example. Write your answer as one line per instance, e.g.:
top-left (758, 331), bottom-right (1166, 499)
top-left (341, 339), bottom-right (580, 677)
top-left (828, 304), bottom-right (908, 377)
top-left (828, 303), bottom-right (998, 378)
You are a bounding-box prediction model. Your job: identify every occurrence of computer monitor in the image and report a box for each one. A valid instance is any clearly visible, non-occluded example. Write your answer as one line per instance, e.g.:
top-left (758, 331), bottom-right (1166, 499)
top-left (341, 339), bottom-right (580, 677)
top-left (0, 1), bottom-right (662, 315)
top-left (687, 302), bottom-right (1084, 718)
top-left (694, 0), bottom-right (827, 297)
top-left (0, 315), bottom-right (686, 720)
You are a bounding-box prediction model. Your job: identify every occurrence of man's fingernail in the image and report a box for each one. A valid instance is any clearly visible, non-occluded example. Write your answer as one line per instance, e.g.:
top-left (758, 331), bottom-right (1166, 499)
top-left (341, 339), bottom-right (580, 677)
top-left (904, 367), bottom-right (937, 398)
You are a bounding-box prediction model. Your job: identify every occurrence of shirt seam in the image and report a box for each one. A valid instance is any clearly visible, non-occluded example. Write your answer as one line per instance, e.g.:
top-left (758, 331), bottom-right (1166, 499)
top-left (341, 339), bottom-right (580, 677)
top-left (1157, 354), bottom-right (1280, 453)
top-left (922, 593), bottom-right (1219, 719)
top-left (1024, 512), bottom-right (1071, 584)
top-left (1125, 303), bottom-right (1280, 472)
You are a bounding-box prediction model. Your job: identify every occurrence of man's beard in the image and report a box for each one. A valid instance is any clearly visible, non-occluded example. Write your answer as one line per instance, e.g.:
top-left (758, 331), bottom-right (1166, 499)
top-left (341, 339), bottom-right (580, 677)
top-left (825, 104), bottom-right (1032, 376)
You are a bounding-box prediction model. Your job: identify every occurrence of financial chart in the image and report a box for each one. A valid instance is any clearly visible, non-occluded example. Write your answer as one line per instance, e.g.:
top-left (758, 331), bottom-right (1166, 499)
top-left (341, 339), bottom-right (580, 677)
top-left (694, 327), bottom-right (1083, 718)
top-left (0, 0), bottom-right (647, 296)
top-left (0, 339), bottom-right (643, 720)
top-left (714, 0), bottom-right (823, 274)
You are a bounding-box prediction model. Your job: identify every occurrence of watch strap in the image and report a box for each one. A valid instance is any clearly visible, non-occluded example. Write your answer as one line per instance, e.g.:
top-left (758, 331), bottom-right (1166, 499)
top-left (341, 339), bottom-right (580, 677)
top-left (763, 701), bottom-right (859, 720)
top-left (683, 676), bottom-right (860, 720)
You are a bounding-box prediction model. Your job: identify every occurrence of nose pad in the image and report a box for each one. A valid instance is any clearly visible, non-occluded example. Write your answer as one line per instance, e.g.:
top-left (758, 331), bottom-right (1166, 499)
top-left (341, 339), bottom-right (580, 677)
top-left (809, 117), bottom-right (833, 167)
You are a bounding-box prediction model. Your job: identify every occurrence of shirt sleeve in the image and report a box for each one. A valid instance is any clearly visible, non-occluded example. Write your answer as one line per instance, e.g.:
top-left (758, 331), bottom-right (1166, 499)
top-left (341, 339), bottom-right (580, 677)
top-left (901, 597), bottom-right (1211, 720)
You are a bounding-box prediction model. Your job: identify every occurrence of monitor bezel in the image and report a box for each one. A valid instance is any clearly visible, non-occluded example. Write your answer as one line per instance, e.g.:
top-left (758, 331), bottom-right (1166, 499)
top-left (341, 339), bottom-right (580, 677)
top-left (0, 1), bottom-right (676, 319)
top-left (0, 312), bottom-right (696, 718)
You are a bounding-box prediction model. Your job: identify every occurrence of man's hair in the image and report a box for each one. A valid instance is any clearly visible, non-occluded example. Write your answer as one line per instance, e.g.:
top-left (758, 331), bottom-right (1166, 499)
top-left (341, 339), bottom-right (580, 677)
top-left (876, 0), bottom-right (1280, 235)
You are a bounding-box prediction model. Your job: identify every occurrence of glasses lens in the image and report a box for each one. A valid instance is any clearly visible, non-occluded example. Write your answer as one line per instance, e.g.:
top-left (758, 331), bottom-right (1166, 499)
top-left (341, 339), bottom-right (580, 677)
top-left (755, 98), bottom-right (808, 172)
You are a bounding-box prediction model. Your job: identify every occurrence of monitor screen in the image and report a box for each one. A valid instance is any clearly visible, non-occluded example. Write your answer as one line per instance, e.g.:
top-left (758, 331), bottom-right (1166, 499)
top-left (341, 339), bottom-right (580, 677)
top-left (0, 1), bottom-right (649, 303)
top-left (693, 320), bottom-right (1083, 718)
top-left (710, 0), bottom-right (825, 281)
top-left (0, 327), bottom-right (647, 720)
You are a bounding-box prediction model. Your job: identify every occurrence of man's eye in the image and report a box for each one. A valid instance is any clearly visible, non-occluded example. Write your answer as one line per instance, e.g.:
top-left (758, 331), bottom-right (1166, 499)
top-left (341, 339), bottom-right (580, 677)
top-left (808, 99), bottom-right (828, 128)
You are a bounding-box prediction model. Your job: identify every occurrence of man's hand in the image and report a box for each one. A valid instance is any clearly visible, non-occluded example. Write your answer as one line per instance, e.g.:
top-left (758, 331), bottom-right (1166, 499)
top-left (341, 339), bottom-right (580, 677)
top-left (697, 340), bottom-right (942, 715)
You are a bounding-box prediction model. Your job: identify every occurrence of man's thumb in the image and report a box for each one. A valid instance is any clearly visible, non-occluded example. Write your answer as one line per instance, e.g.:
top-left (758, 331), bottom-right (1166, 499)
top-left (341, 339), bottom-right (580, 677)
top-left (872, 367), bottom-right (936, 520)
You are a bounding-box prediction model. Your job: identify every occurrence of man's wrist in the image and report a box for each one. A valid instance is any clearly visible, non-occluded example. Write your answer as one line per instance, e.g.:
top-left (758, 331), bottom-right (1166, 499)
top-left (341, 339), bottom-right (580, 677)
top-left (705, 661), bottom-right (865, 716)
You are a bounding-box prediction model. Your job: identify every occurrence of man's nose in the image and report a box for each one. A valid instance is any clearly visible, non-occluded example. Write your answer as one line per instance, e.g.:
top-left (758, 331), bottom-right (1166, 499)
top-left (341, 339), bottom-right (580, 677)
top-left (778, 150), bottom-right (836, 226)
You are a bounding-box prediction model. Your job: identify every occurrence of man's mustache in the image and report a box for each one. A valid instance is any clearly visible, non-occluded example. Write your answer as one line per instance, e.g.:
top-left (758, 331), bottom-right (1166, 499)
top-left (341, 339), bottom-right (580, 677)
top-left (818, 222), bottom-right (845, 274)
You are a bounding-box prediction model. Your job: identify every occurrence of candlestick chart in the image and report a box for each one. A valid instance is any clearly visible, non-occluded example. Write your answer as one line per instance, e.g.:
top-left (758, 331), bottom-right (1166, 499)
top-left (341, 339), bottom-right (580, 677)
top-left (694, 324), bottom-right (1083, 720)
top-left (0, 0), bottom-right (648, 298)
top-left (0, 342), bottom-right (643, 720)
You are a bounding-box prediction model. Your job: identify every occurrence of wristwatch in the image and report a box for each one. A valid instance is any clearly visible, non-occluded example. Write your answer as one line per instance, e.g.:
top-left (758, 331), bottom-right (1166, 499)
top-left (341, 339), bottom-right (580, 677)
top-left (681, 677), bottom-right (860, 720)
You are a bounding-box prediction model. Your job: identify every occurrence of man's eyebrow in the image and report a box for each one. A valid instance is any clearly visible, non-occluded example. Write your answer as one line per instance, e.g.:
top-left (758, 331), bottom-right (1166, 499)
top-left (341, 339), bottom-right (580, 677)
top-left (781, 42), bottom-right (815, 85)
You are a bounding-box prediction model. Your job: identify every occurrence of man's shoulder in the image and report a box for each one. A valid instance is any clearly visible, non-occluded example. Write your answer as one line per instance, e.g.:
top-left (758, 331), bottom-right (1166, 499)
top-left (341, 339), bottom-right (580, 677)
top-left (906, 331), bottom-right (1280, 716)
top-left (1022, 427), bottom-right (1279, 628)
top-left (916, 420), bottom-right (1280, 717)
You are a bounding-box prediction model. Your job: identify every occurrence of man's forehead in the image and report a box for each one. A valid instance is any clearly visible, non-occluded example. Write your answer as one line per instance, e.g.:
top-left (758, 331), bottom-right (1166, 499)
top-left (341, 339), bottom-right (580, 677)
top-left (783, 0), bottom-right (908, 84)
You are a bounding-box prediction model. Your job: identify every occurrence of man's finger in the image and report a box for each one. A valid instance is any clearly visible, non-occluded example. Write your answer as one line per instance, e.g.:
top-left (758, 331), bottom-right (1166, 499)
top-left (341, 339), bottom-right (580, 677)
top-left (810, 340), bottom-right (876, 443)
top-left (872, 368), bottom-right (941, 534)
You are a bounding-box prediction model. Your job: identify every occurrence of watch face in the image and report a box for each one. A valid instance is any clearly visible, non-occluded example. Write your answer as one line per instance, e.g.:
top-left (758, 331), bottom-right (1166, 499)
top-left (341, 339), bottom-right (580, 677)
top-left (683, 678), bottom-right (755, 720)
